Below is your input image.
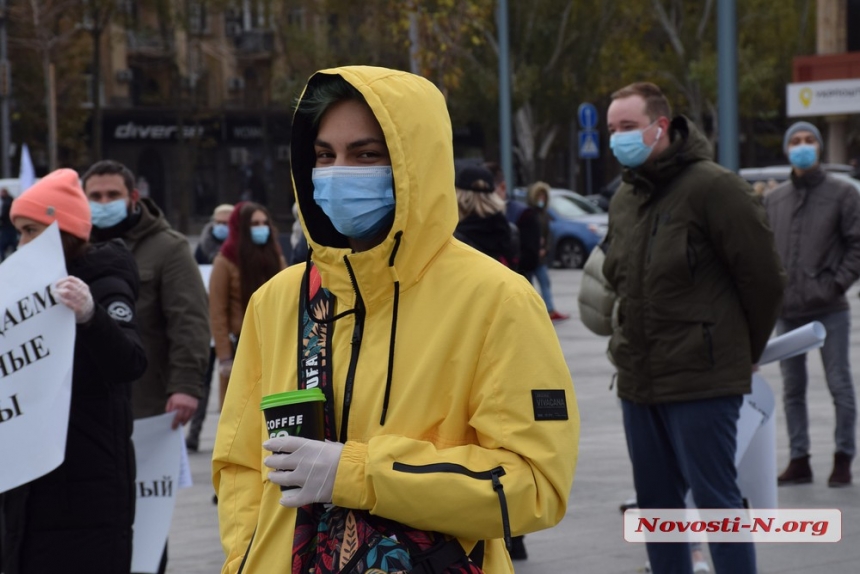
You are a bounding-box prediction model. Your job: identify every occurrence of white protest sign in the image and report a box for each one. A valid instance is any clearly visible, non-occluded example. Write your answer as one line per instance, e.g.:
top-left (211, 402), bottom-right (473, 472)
top-left (131, 413), bottom-right (183, 574)
top-left (758, 322), bottom-right (826, 366)
top-left (198, 264), bottom-right (213, 294)
top-left (0, 223), bottom-right (75, 494)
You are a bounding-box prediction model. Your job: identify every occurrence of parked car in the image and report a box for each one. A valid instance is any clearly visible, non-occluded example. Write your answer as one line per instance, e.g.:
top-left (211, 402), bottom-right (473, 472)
top-left (510, 187), bottom-right (607, 269)
top-left (739, 164), bottom-right (860, 193)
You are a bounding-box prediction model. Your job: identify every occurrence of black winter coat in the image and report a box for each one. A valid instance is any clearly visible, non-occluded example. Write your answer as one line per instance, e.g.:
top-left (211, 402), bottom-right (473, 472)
top-left (455, 212), bottom-right (514, 266)
top-left (1, 240), bottom-right (147, 574)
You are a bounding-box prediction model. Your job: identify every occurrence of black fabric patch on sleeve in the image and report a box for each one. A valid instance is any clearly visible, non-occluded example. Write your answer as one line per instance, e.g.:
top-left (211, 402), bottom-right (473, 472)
top-left (531, 390), bottom-right (569, 421)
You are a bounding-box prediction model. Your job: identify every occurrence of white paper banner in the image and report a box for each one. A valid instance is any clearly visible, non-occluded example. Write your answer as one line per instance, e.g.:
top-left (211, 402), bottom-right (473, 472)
top-left (758, 322), bottom-right (826, 366)
top-left (0, 223), bottom-right (75, 494)
top-left (131, 413), bottom-right (183, 574)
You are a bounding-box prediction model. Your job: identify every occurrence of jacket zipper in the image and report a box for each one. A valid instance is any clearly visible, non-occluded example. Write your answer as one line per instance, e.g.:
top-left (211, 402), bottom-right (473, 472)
top-left (340, 256), bottom-right (365, 444)
top-left (392, 462), bottom-right (512, 550)
top-left (702, 324), bottom-right (715, 367)
top-left (236, 528), bottom-right (256, 574)
top-left (645, 214), bottom-right (660, 265)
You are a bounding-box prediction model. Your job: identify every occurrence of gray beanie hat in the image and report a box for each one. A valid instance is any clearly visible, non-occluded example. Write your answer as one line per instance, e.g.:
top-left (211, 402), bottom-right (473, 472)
top-left (783, 121), bottom-right (823, 154)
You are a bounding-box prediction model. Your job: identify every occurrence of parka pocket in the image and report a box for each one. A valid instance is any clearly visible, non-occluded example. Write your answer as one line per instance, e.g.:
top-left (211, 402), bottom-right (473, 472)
top-left (647, 304), bottom-right (715, 376)
top-left (392, 462), bottom-right (511, 550)
top-left (801, 268), bottom-right (840, 309)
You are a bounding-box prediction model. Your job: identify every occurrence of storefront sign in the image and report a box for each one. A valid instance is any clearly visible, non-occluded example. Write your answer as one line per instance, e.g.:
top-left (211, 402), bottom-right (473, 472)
top-left (787, 79), bottom-right (860, 117)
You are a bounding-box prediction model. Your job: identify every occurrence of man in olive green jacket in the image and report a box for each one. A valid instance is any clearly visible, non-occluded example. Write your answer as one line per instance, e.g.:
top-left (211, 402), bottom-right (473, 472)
top-left (83, 160), bottom-right (210, 427)
top-left (604, 83), bottom-right (785, 574)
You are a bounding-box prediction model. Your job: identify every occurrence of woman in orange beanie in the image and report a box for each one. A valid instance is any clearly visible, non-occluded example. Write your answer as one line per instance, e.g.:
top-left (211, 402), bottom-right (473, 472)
top-left (2, 168), bottom-right (148, 574)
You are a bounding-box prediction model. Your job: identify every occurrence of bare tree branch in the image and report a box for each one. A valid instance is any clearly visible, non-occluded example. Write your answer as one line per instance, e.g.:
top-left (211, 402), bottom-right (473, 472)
top-left (651, 0), bottom-right (685, 58)
top-left (543, 0), bottom-right (575, 74)
top-left (696, 0), bottom-right (714, 41)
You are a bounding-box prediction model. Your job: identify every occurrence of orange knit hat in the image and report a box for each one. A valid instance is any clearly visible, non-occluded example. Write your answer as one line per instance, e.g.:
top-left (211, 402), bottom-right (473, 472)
top-left (10, 168), bottom-right (92, 240)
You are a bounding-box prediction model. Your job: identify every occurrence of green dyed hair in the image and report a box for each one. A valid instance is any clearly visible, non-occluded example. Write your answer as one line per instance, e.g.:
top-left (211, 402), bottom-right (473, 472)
top-left (296, 75), bottom-right (367, 127)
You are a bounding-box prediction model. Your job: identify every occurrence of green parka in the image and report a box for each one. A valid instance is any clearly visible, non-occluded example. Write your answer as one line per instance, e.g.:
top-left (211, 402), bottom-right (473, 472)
top-left (603, 117), bottom-right (786, 404)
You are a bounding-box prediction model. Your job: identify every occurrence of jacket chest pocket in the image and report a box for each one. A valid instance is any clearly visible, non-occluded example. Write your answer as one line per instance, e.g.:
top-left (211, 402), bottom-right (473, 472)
top-left (646, 219), bottom-right (695, 291)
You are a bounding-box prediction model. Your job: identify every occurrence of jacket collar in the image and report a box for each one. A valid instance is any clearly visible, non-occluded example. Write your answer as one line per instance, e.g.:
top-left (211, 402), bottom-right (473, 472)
top-left (790, 166), bottom-right (826, 189)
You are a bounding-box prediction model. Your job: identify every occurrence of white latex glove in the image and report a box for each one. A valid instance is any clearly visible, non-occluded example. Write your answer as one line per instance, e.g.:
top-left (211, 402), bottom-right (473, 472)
top-left (54, 276), bottom-right (95, 324)
top-left (218, 359), bottom-right (233, 378)
top-left (264, 436), bottom-right (344, 507)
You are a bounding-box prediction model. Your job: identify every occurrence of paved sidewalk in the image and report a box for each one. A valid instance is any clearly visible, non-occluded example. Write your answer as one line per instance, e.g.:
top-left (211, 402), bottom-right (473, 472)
top-left (168, 269), bottom-right (860, 573)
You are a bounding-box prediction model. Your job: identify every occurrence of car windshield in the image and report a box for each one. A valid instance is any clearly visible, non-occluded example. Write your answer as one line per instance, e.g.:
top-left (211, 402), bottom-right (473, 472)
top-left (550, 194), bottom-right (591, 219)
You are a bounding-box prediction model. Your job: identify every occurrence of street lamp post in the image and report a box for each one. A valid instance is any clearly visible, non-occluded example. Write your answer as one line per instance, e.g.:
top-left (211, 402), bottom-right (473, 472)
top-left (717, 0), bottom-right (739, 172)
top-left (497, 0), bottom-right (513, 189)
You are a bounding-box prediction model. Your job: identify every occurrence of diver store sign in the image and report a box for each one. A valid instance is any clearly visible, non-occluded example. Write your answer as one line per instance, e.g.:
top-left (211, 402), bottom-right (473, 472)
top-left (787, 79), bottom-right (860, 117)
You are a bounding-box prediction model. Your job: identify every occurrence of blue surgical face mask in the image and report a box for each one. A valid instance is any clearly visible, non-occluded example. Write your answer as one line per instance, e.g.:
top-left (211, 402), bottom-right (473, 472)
top-left (312, 166), bottom-right (395, 240)
top-left (250, 225), bottom-right (270, 245)
top-left (212, 223), bottom-right (229, 241)
top-left (536, 200), bottom-right (546, 209)
top-left (89, 199), bottom-right (128, 229)
top-left (788, 144), bottom-right (818, 170)
top-left (610, 122), bottom-right (663, 168)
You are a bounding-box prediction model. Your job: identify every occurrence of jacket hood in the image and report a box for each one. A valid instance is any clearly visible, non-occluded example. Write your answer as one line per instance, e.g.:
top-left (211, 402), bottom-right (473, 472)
top-left (291, 66), bottom-right (458, 305)
top-left (526, 182), bottom-right (551, 210)
top-left (622, 116), bottom-right (713, 191)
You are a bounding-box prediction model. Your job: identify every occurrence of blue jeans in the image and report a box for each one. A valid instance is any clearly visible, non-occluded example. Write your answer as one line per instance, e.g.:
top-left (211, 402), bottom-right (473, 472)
top-left (524, 264), bottom-right (555, 312)
top-left (777, 310), bottom-right (856, 459)
top-left (622, 396), bottom-right (756, 574)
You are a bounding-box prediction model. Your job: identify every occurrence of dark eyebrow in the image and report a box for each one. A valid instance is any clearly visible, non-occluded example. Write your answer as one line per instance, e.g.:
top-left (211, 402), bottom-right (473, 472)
top-left (347, 138), bottom-right (386, 150)
top-left (313, 138), bottom-right (386, 150)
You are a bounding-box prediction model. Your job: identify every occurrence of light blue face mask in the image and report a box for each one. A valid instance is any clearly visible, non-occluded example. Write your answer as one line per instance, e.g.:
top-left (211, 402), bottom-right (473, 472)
top-left (89, 199), bottom-right (128, 229)
top-left (609, 122), bottom-right (663, 168)
top-left (788, 144), bottom-right (818, 170)
top-left (312, 166), bottom-right (395, 240)
top-left (212, 223), bottom-right (229, 241)
top-left (251, 225), bottom-right (270, 245)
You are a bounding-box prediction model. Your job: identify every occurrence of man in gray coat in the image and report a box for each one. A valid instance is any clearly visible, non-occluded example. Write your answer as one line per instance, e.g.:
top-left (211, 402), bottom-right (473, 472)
top-left (764, 121), bottom-right (860, 487)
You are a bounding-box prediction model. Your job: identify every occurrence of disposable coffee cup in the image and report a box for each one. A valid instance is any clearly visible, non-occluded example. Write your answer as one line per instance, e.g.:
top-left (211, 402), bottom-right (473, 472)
top-left (261, 388), bottom-right (326, 490)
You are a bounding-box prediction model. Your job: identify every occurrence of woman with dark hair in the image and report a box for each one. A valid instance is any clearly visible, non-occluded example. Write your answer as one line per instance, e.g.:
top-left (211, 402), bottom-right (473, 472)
top-left (209, 201), bottom-right (285, 408)
top-left (3, 169), bottom-right (147, 574)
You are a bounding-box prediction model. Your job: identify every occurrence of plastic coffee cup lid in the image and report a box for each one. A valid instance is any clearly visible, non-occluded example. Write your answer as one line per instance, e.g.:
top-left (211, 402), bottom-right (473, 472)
top-left (260, 388), bottom-right (325, 411)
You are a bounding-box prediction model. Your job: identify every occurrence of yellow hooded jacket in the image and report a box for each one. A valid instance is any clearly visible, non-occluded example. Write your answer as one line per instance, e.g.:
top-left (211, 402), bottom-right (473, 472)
top-left (212, 66), bottom-right (579, 573)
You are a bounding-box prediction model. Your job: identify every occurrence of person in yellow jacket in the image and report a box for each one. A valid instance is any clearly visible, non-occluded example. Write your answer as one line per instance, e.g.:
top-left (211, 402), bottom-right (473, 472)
top-left (212, 65), bottom-right (579, 574)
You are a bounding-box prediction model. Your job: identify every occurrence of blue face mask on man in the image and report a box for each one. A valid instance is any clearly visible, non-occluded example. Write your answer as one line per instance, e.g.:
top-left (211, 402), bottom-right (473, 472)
top-left (89, 199), bottom-right (128, 229)
top-left (788, 144), bottom-right (818, 170)
top-left (212, 223), bottom-right (229, 241)
top-left (251, 226), bottom-right (270, 245)
top-left (312, 166), bottom-right (395, 240)
top-left (610, 122), bottom-right (663, 168)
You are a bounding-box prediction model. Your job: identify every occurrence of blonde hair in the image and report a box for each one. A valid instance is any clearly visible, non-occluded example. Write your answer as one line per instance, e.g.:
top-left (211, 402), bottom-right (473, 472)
top-left (456, 188), bottom-right (506, 219)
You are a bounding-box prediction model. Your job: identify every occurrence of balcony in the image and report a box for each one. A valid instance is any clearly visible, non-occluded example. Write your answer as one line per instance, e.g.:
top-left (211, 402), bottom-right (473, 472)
top-left (127, 28), bottom-right (174, 57)
top-left (233, 30), bottom-right (274, 56)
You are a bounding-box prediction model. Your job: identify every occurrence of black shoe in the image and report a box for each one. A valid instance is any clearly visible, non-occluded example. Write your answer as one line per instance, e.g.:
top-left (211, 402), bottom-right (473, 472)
top-left (509, 535), bottom-right (527, 560)
top-left (186, 437), bottom-right (199, 452)
top-left (778, 455), bottom-right (813, 485)
top-left (828, 452), bottom-right (853, 487)
top-left (212, 494), bottom-right (218, 505)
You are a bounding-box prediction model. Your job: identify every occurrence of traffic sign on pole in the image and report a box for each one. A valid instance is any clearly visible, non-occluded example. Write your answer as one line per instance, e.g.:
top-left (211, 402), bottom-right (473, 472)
top-left (578, 103), bottom-right (598, 130)
top-left (578, 130), bottom-right (600, 159)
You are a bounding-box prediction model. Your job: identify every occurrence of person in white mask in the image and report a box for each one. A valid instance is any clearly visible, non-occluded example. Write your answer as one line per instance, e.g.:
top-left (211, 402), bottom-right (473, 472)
top-left (603, 82), bottom-right (785, 574)
top-left (213, 66), bottom-right (579, 574)
top-left (82, 160), bottom-right (210, 574)
top-left (763, 121), bottom-right (860, 488)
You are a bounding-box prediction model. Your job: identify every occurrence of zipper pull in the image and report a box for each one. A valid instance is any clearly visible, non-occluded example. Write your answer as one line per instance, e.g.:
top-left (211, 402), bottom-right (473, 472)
top-left (490, 468), bottom-right (512, 551)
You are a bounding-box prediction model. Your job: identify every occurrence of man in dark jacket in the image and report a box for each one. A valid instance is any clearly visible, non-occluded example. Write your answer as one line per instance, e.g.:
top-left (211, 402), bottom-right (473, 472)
top-left (763, 122), bottom-right (860, 488)
top-left (603, 82), bottom-right (785, 574)
top-left (82, 160), bottom-right (210, 572)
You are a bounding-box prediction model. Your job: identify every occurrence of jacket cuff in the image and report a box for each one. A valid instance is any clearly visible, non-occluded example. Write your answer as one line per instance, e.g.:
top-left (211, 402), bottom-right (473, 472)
top-left (332, 440), bottom-right (370, 510)
top-left (168, 371), bottom-right (205, 399)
